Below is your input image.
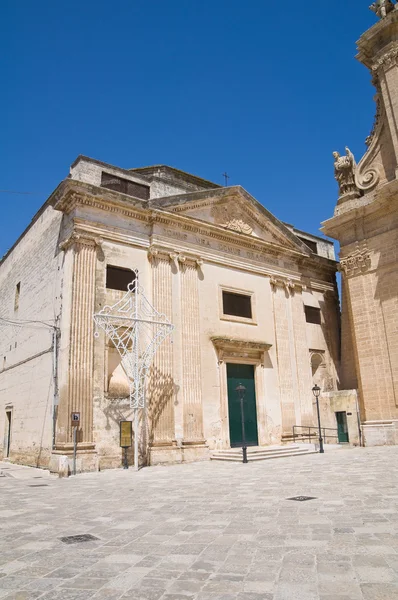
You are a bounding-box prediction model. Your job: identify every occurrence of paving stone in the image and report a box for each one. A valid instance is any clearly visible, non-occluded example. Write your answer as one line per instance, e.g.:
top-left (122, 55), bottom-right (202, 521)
top-left (2, 447), bottom-right (398, 599)
top-left (361, 583), bottom-right (398, 599)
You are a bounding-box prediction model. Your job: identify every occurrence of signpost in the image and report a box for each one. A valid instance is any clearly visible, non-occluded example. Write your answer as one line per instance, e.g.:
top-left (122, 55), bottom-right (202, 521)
top-left (120, 421), bottom-right (133, 469)
top-left (71, 412), bottom-right (80, 475)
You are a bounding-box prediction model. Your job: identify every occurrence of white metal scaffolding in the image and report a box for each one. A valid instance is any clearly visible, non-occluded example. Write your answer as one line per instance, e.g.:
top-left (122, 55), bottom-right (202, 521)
top-left (93, 271), bottom-right (174, 470)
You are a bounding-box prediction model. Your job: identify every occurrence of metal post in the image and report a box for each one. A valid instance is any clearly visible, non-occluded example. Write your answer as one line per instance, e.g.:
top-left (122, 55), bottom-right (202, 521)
top-left (134, 408), bottom-right (139, 471)
top-left (73, 427), bottom-right (77, 475)
top-left (315, 397), bottom-right (324, 454)
top-left (240, 397), bottom-right (248, 464)
top-left (124, 447), bottom-right (128, 470)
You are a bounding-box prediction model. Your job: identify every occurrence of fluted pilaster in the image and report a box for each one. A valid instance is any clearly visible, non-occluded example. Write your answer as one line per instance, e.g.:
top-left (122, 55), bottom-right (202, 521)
top-left (179, 255), bottom-right (204, 443)
top-left (67, 235), bottom-right (98, 445)
top-left (148, 249), bottom-right (175, 445)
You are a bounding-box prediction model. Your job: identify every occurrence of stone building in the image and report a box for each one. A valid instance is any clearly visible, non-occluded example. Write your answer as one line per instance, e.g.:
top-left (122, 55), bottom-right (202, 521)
top-left (0, 156), bottom-right (340, 471)
top-left (322, 2), bottom-right (398, 447)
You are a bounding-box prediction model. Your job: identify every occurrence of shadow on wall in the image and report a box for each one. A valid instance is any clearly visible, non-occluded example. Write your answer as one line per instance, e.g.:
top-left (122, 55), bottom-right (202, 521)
top-left (98, 362), bottom-right (177, 466)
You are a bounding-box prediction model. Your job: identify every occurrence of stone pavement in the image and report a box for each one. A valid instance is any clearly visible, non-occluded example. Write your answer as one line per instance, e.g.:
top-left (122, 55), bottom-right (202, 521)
top-left (1, 446), bottom-right (398, 600)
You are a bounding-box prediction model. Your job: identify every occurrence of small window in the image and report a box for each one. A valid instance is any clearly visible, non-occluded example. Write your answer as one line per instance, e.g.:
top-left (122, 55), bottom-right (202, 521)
top-left (106, 266), bottom-right (136, 292)
top-left (305, 306), bottom-right (322, 325)
top-left (298, 237), bottom-right (318, 254)
top-left (101, 172), bottom-right (150, 200)
top-left (14, 282), bottom-right (21, 312)
top-left (222, 291), bottom-right (252, 319)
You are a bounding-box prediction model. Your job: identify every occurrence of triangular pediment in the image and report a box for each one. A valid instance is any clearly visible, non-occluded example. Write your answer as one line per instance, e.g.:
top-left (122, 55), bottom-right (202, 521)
top-left (154, 186), bottom-right (311, 253)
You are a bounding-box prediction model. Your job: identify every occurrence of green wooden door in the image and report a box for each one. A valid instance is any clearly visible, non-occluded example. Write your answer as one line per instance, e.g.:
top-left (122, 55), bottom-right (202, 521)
top-left (227, 363), bottom-right (258, 448)
top-left (336, 411), bottom-right (349, 443)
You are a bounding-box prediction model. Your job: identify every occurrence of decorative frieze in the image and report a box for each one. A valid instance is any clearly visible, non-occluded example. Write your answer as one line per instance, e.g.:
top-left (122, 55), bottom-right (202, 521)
top-left (372, 45), bottom-right (398, 73)
top-left (340, 248), bottom-right (371, 276)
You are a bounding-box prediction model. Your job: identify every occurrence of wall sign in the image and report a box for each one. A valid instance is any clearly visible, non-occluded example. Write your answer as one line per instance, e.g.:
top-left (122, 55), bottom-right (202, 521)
top-left (120, 421), bottom-right (133, 448)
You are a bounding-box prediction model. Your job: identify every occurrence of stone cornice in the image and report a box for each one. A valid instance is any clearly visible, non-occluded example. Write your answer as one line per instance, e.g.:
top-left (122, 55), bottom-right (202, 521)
top-left (52, 183), bottom-right (338, 277)
top-left (211, 336), bottom-right (273, 367)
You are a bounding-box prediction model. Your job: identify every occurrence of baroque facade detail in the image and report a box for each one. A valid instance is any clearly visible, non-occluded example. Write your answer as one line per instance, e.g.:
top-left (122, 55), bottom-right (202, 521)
top-left (269, 276), bottom-right (305, 293)
top-left (333, 148), bottom-right (360, 198)
top-left (370, 0), bottom-right (397, 19)
top-left (372, 45), bottom-right (398, 73)
top-left (340, 248), bottom-right (371, 276)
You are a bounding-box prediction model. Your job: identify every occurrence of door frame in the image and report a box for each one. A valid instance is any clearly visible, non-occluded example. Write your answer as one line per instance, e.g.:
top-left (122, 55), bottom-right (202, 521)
top-left (336, 411), bottom-right (349, 443)
top-left (226, 362), bottom-right (259, 448)
top-left (211, 337), bottom-right (272, 450)
top-left (219, 357), bottom-right (267, 449)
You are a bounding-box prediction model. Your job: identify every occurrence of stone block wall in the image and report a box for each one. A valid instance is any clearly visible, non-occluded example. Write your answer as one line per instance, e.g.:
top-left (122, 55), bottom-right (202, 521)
top-left (0, 207), bottom-right (64, 466)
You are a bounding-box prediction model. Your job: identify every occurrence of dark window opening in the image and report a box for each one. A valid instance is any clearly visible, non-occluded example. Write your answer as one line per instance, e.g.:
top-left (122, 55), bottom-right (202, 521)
top-left (106, 266), bottom-right (136, 292)
top-left (223, 291), bottom-right (252, 319)
top-left (14, 282), bottom-right (21, 312)
top-left (298, 237), bottom-right (318, 254)
top-left (305, 306), bottom-right (322, 325)
top-left (101, 172), bottom-right (150, 201)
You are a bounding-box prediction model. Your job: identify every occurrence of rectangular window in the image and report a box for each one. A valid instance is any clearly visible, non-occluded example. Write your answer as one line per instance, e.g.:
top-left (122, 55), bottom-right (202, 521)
top-left (14, 282), bottom-right (21, 312)
top-left (305, 306), bottom-right (322, 325)
top-left (101, 172), bottom-right (150, 200)
top-left (106, 266), bottom-right (136, 292)
top-left (222, 291), bottom-right (252, 319)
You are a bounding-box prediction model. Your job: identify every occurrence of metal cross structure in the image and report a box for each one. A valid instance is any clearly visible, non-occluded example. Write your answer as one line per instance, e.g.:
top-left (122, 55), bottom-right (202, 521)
top-left (93, 270), bottom-right (174, 471)
top-left (222, 172), bottom-right (230, 187)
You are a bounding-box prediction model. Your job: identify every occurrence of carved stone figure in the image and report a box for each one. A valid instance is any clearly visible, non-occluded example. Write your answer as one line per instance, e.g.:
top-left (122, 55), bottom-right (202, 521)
top-left (333, 147), bottom-right (359, 197)
top-left (369, 0), bottom-right (396, 19)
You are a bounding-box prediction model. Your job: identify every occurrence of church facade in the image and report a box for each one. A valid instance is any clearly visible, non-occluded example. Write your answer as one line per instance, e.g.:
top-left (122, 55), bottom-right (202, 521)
top-left (322, 3), bottom-right (398, 447)
top-left (0, 157), bottom-right (340, 471)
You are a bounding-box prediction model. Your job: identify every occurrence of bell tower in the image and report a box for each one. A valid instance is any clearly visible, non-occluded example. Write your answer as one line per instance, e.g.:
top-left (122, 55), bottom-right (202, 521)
top-left (322, 3), bottom-right (398, 446)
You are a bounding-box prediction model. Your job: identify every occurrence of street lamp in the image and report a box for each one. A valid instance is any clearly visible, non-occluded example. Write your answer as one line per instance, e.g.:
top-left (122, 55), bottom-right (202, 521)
top-left (312, 384), bottom-right (324, 454)
top-left (236, 383), bottom-right (248, 464)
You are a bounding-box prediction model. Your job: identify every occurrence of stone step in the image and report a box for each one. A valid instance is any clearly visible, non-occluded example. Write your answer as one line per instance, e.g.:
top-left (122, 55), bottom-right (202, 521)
top-left (210, 444), bottom-right (316, 463)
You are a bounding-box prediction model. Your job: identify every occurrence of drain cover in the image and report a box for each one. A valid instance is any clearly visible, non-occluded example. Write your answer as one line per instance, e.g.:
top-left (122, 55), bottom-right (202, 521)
top-left (60, 534), bottom-right (99, 544)
top-left (287, 496), bottom-right (317, 502)
top-left (29, 484), bottom-right (49, 487)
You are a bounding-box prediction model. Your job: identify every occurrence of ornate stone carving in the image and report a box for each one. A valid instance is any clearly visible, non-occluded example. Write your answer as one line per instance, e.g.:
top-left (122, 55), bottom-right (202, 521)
top-left (269, 276), bottom-right (305, 293)
top-left (340, 247), bottom-right (371, 276)
top-left (369, 0), bottom-right (396, 19)
top-left (177, 254), bottom-right (203, 269)
top-left (147, 246), bottom-right (180, 264)
top-left (59, 232), bottom-right (103, 252)
top-left (147, 246), bottom-right (159, 261)
top-left (224, 219), bottom-right (253, 235)
top-left (211, 204), bottom-right (253, 235)
top-left (333, 148), bottom-right (360, 198)
top-left (372, 45), bottom-right (398, 72)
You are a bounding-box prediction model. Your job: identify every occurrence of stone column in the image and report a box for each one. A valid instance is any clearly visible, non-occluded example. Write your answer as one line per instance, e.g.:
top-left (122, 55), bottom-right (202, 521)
top-left (148, 248), bottom-right (175, 447)
top-left (178, 255), bottom-right (205, 445)
top-left (56, 234), bottom-right (98, 451)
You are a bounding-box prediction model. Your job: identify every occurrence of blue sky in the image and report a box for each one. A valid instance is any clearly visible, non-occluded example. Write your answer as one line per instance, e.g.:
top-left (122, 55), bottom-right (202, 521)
top-left (1, 1), bottom-right (377, 259)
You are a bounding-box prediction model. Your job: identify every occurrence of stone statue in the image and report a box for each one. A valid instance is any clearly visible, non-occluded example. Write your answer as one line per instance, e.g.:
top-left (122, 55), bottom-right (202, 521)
top-left (369, 0), bottom-right (396, 18)
top-left (333, 147), bottom-right (359, 197)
